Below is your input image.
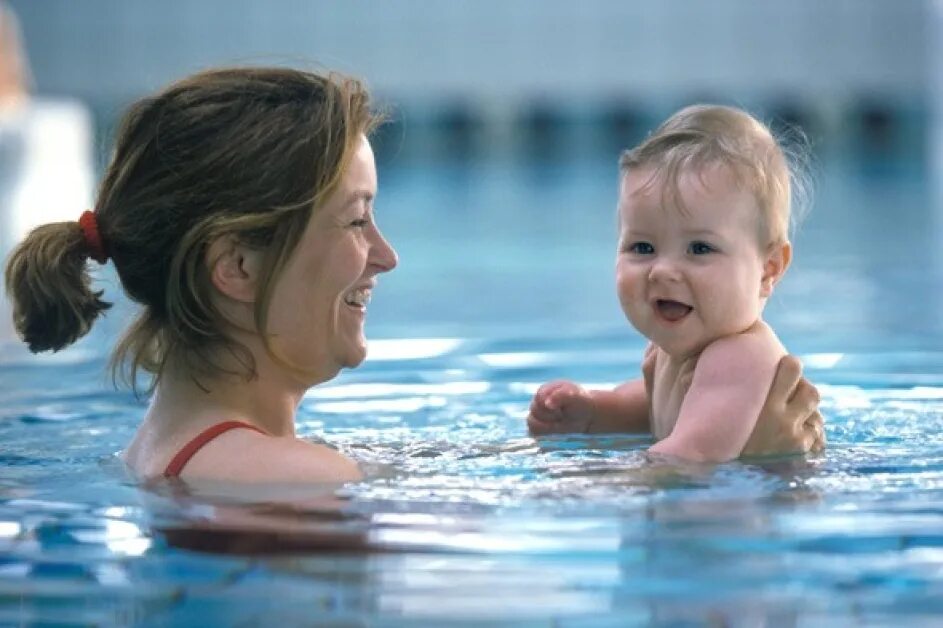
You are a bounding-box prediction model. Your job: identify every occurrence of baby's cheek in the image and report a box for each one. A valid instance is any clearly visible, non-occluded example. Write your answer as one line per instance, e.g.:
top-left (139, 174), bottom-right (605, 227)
top-left (616, 260), bottom-right (633, 293)
top-left (616, 276), bottom-right (645, 326)
top-left (615, 264), bottom-right (636, 295)
top-left (708, 287), bottom-right (757, 332)
top-left (614, 274), bottom-right (634, 310)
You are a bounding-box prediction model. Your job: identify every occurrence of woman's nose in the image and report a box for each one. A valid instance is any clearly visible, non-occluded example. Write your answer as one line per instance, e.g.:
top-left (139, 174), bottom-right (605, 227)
top-left (370, 228), bottom-right (398, 273)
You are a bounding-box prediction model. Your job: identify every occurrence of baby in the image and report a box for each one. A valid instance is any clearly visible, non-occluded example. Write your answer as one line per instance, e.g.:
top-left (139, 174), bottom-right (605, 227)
top-left (528, 105), bottom-right (803, 462)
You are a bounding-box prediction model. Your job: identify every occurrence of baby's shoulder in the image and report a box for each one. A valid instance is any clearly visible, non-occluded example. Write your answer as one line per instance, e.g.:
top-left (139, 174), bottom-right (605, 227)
top-left (697, 322), bottom-right (785, 376)
top-left (709, 320), bottom-right (783, 352)
top-left (743, 320), bottom-right (786, 356)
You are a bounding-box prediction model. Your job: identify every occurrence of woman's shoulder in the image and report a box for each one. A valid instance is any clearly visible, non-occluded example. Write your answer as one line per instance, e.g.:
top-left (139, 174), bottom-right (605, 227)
top-left (128, 423), bottom-right (362, 484)
top-left (186, 428), bottom-right (362, 484)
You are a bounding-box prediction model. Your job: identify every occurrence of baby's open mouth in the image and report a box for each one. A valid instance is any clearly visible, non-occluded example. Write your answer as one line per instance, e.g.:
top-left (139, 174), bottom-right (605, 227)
top-left (655, 299), bottom-right (692, 322)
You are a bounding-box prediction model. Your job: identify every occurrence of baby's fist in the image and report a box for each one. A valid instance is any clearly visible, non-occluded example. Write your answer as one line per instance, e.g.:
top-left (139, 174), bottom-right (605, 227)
top-left (527, 380), bottom-right (595, 435)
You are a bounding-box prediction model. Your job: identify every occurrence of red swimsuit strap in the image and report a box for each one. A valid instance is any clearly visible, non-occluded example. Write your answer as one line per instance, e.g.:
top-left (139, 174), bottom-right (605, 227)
top-left (163, 420), bottom-right (266, 478)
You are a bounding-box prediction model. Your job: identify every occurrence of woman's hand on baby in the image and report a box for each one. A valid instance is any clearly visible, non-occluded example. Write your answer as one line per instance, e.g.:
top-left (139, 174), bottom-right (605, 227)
top-left (527, 380), bottom-right (596, 435)
top-left (741, 355), bottom-right (825, 458)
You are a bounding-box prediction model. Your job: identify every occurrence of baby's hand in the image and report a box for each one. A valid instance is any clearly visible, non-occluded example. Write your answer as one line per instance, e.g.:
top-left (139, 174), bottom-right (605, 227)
top-left (527, 380), bottom-right (595, 435)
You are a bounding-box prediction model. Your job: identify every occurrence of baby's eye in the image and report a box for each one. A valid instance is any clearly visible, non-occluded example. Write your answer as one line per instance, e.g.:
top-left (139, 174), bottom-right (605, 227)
top-left (688, 241), bottom-right (715, 255)
top-left (625, 242), bottom-right (654, 255)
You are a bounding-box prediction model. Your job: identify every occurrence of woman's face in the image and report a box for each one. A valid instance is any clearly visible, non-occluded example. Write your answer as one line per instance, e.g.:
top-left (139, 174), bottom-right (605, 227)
top-left (266, 135), bottom-right (397, 384)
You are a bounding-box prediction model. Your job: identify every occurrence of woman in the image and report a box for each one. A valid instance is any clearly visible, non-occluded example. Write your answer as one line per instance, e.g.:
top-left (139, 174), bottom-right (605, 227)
top-left (3, 67), bottom-right (822, 484)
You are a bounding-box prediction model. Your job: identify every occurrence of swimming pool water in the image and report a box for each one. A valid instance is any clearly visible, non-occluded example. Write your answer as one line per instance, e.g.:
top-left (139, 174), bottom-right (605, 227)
top-left (1, 154), bottom-right (942, 626)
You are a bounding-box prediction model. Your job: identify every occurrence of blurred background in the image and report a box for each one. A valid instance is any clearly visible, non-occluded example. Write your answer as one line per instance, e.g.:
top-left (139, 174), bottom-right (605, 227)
top-left (8, 0), bottom-right (931, 164)
top-left (2, 0), bottom-right (941, 352)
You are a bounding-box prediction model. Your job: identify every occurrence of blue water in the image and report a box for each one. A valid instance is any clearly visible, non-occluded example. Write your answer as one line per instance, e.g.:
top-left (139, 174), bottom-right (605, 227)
top-left (1, 153), bottom-right (943, 626)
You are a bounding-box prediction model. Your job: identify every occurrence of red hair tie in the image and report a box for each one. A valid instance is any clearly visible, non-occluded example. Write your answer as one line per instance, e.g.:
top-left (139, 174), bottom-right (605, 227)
top-left (78, 210), bottom-right (108, 264)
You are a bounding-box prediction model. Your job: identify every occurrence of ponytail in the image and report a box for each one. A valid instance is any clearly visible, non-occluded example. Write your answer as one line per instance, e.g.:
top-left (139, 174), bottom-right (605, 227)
top-left (4, 219), bottom-right (111, 352)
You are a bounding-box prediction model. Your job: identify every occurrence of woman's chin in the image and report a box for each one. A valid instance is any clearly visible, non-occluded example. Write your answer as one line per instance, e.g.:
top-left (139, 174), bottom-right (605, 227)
top-left (340, 340), bottom-right (368, 369)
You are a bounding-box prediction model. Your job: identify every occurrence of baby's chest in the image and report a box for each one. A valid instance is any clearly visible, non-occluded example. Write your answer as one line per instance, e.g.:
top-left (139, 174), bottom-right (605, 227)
top-left (650, 361), bottom-right (696, 440)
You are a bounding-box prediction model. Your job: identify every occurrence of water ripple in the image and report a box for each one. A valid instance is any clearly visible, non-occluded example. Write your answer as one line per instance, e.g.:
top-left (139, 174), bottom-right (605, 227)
top-left (1, 344), bottom-right (943, 623)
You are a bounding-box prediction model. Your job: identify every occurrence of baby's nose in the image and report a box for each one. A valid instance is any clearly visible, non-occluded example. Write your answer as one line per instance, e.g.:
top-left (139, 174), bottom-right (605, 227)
top-left (648, 257), bottom-right (682, 282)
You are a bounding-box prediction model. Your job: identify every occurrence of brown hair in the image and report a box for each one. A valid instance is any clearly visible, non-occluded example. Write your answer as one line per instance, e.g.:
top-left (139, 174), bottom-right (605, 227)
top-left (4, 66), bottom-right (381, 390)
top-left (620, 104), bottom-right (810, 246)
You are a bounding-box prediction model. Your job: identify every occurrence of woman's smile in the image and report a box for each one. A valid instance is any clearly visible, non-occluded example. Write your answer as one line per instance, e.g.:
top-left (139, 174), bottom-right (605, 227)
top-left (343, 285), bottom-right (372, 310)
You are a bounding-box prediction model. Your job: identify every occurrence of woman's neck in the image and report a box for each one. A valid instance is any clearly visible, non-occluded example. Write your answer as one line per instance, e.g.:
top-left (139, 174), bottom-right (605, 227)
top-left (147, 359), bottom-right (306, 438)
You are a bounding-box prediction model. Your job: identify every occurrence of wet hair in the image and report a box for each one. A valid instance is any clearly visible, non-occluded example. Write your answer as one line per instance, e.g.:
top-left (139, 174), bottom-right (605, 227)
top-left (4, 66), bottom-right (381, 390)
top-left (619, 104), bottom-right (811, 246)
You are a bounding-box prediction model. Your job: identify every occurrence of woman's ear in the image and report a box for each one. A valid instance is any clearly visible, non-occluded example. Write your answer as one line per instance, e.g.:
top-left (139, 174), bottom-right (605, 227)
top-left (206, 235), bottom-right (263, 303)
top-left (760, 240), bottom-right (792, 298)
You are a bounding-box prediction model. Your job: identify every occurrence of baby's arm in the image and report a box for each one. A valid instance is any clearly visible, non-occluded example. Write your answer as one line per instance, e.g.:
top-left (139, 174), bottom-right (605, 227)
top-left (586, 342), bottom-right (655, 433)
top-left (590, 379), bottom-right (651, 433)
top-left (649, 333), bottom-right (781, 462)
top-left (528, 344), bottom-right (654, 436)
top-left (527, 379), bottom-right (650, 435)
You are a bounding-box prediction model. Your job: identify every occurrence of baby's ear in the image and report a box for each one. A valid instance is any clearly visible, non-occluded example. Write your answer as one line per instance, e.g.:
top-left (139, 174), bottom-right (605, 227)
top-left (206, 234), bottom-right (264, 303)
top-left (760, 241), bottom-right (792, 298)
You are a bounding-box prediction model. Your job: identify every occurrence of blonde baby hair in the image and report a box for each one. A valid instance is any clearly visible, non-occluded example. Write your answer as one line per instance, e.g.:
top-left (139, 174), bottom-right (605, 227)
top-left (619, 104), bottom-right (811, 247)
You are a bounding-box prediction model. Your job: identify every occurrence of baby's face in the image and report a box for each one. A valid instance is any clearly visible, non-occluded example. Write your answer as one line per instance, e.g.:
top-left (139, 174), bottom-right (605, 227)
top-left (615, 163), bottom-right (776, 359)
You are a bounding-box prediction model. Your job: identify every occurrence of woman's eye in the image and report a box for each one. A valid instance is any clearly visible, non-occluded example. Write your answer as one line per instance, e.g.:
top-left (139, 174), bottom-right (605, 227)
top-left (350, 218), bottom-right (369, 228)
top-left (689, 241), bottom-right (715, 255)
